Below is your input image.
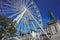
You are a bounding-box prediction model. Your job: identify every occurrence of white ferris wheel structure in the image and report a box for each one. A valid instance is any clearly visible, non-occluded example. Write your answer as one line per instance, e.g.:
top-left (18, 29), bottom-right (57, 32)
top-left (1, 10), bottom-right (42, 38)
top-left (0, 0), bottom-right (50, 39)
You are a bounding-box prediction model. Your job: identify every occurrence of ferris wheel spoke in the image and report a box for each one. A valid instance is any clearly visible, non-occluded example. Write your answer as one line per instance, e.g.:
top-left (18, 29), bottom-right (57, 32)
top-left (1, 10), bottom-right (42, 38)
top-left (6, 0), bottom-right (17, 6)
top-left (3, 4), bottom-right (15, 8)
top-left (20, 0), bottom-right (24, 6)
top-left (28, 0), bottom-right (36, 9)
top-left (27, 1), bottom-right (33, 8)
top-left (0, 12), bottom-right (15, 14)
top-left (3, 4), bottom-right (16, 10)
top-left (20, 0), bottom-right (23, 6)
top-left (25, 0), bottom-right (31, 7)
top-left (0, 10), bottom-right (16, 14)
top-left (1, 10), bottom-right (15, 12)
top-left (31, 22), bottom-right (36, 31)
top-left (0, 10), bottom-right (17, 14)
top-left (28, 6), bottom-right (34, 9)
top-left (1, 2), bottom-right (10, 6)
top-left (22, 17), bottom-right (27, 33)
top-left (25, 18), bottom-right (30, 31)
top-left (19, 20), bottom-right (22, 29)
top-left (3, 1), bottom-right (16, 8)
top-left (1, 8), bottom-right (19, 13)
top-left (1, 7), bottom-right (16, 11)
top-left (13, 8), bottom-right (27, 26)
top-left (8, 13), bottom-right (18, 18)
top-left (30, 6), bottom-right (38, 13)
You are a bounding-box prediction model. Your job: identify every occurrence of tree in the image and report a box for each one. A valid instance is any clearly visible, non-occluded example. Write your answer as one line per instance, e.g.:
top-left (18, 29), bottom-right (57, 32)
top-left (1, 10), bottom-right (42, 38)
top-left (0, 16), bottom-right (17, 39)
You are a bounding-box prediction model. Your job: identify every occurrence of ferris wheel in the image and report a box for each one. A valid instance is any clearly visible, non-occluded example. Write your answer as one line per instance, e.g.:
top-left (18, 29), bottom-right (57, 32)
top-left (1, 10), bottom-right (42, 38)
top-left (0, 0), bottom-right (50, 39)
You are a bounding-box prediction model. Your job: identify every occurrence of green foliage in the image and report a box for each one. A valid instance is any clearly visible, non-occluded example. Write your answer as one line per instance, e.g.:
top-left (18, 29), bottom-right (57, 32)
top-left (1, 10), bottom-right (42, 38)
top-left (0, 16), bottom-right (17, 39)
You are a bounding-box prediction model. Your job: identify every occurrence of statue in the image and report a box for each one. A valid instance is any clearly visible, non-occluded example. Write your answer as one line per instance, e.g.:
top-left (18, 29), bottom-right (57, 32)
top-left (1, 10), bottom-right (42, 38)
top-left (48, 10), bottom-right (55, 20)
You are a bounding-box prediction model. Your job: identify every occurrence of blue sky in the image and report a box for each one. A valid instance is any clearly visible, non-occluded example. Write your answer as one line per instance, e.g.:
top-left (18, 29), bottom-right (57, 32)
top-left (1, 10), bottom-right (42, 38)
top-left (34, 0), bottom-right (60, 26)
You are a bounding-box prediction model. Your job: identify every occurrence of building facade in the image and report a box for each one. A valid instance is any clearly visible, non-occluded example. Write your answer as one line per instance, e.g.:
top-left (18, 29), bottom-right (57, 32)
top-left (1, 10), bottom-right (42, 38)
top-left (44, 20), bottom-right (60, 40)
